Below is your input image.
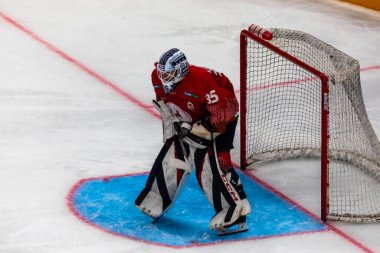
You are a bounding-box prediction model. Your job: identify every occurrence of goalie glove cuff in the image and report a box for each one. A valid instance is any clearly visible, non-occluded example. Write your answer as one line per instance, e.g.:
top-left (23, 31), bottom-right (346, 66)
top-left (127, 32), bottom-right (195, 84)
top-left (174, 122), bottom-right (192, 138)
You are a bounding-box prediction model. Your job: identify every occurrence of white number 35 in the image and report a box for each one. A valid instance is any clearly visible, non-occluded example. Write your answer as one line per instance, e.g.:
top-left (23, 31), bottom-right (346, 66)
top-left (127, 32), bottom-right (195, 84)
top-left (205, 90), bottom-right (219, 104)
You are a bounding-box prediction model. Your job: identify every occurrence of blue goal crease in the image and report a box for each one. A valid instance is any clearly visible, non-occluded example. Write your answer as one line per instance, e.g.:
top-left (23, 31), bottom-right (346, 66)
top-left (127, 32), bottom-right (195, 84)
top-left (70, 171), bottom-right (327, 247)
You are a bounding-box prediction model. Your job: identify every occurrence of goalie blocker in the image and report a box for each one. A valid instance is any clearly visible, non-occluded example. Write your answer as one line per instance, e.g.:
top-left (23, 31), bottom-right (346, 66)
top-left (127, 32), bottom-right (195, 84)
top-left (135, 100), bottom-right (251, 235)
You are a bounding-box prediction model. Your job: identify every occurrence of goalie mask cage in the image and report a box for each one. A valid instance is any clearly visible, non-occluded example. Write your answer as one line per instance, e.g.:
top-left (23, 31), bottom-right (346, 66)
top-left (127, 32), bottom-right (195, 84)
top-left (240, 24), bottom-right (380, 222)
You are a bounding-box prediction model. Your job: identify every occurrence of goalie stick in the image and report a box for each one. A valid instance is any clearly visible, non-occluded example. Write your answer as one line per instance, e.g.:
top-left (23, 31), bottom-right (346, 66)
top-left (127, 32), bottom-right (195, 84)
top-left (173, 123), bottom-right (193, 174)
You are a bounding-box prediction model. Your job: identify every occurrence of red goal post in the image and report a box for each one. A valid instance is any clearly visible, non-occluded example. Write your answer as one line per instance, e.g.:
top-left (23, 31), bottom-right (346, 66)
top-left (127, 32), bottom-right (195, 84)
top-left (240, 24), bottom-right (380, 222)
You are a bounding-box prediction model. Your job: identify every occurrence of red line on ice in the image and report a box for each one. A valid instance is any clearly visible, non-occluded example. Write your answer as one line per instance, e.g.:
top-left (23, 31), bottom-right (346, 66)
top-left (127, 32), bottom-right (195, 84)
top-left (236, 164), bottom-right (374, 253)
top-left (0, 11), bottom-right (376, 253)
top-left (0, 12), bottom-right (160, 120)
top-left (234, 64), bottom-right (380, 94)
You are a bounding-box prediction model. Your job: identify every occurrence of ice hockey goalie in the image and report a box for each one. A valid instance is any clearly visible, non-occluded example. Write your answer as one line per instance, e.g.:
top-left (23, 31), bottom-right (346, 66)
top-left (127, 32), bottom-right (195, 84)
top-left (135, 48), bottom-right (251, 235)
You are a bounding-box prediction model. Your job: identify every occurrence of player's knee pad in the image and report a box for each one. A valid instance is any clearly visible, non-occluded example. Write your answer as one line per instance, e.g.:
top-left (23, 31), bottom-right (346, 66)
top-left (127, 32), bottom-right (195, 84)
top-left (135, 137), bottom-right (190, 219)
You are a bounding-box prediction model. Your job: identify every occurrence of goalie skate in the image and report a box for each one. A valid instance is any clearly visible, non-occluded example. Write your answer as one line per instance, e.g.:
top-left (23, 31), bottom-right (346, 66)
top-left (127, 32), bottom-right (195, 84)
top-left (217, 216), bottom-right (248, 236)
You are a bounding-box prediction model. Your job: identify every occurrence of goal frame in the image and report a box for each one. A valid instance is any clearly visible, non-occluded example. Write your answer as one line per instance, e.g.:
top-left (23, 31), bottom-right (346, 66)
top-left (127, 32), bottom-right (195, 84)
top-left (240, 28), bottom-right (330, 221)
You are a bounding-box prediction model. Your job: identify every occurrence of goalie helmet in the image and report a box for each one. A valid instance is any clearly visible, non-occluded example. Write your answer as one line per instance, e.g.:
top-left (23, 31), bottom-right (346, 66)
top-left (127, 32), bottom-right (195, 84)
top-left (157, 48), bottom-right (189, 93)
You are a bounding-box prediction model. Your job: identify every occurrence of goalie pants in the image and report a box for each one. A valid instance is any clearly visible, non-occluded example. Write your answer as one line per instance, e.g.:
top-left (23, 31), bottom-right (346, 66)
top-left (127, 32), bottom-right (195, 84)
top-left (134, 120), bottom-right (248, 219)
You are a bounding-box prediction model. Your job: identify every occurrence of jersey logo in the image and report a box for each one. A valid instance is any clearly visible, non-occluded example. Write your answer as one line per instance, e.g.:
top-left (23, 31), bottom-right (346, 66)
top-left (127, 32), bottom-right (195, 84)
top-left (166, 102), bottom-right (192, 122)
top-left (153, 85), bottom-right (162, 89)
top-left (184, 91), bottom-right (198, 99)
top-left (187, 102), bottom-right (194, 111)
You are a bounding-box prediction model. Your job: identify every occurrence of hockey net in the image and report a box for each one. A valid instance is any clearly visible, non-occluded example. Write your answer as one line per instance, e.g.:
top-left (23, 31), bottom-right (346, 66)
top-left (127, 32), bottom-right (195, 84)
top-left (240, 24), bottom-right (380, 222)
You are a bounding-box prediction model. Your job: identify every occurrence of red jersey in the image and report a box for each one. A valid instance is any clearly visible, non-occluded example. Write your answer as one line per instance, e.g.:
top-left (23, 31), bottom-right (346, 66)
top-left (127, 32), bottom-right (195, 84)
top-left (152, 65), bottom-right (239, 133)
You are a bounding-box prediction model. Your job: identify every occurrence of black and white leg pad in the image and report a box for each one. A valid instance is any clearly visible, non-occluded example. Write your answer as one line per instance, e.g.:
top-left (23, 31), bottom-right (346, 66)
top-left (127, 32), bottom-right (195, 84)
top-left (189, 141), bottom-right (251, 231)
top-left (135, 129), bottom-right (250, 232)
top-left (135, 137), bottom-right (190, 219)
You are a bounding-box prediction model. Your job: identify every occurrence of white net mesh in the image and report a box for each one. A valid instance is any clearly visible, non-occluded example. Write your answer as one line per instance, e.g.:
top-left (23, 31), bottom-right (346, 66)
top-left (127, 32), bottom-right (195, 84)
top-left (244, 28), bottom-right (380, 222)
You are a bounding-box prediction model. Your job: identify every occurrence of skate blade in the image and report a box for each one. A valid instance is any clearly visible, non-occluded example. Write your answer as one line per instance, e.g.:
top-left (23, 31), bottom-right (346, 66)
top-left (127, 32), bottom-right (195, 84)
top-left (152, 215), bottom-right (162, 224)
top-left (217, 222), bottom-right (248, 236)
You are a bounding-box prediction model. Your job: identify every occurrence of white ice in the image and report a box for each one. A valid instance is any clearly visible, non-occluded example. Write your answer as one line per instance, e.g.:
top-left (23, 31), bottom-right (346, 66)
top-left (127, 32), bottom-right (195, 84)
top-left (0, 0), bottom-right (380, 252)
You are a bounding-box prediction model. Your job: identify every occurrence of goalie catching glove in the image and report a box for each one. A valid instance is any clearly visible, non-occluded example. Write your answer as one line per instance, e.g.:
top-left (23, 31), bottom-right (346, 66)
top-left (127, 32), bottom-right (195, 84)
top-left (153, 99), bottom-right (217, 146)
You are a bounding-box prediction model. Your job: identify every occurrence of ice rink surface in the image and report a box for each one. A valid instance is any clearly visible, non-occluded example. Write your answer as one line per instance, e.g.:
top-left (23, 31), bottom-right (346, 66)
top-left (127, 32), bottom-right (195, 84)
top-left (0, 0), bottom-right (380, 252)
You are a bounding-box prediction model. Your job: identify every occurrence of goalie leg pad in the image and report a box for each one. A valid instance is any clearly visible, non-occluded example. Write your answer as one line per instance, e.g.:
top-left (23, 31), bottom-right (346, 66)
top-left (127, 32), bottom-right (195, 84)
top-left (191, 141), bottom-right (251, 230)
top-left (135, 137), bottom-right (190, 219)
